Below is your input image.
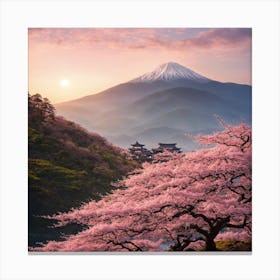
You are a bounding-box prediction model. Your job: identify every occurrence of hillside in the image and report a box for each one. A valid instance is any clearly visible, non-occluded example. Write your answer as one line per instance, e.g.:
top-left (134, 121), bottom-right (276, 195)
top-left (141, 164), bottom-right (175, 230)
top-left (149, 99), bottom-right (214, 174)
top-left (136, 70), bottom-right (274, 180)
top-left (28, 94), bottom-right (138, 246)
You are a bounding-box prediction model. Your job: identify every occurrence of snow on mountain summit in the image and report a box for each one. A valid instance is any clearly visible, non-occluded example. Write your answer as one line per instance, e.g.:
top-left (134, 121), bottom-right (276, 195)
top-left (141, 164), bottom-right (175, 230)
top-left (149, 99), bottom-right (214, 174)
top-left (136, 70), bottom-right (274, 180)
top-left (130, 62), bottom-right (211, 83)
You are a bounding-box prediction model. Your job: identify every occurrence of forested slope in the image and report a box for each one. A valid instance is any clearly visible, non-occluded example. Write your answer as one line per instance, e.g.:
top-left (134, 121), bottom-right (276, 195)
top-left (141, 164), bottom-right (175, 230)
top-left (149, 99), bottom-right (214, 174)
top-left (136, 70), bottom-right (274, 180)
top-left (28, 94), bottom-right (138, 246)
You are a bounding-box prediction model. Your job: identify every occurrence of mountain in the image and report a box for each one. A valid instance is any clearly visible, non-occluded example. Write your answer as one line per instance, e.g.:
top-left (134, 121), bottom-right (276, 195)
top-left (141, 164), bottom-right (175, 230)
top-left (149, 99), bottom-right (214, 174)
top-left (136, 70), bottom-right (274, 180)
top-left (56, 62), bottom-right (251, 151)
top-left (55, 62), bottom-right (213, 119)
top-left (28, 94), bottom-right (138, 246)
top-left (129, 61), bottom-right (211, 83)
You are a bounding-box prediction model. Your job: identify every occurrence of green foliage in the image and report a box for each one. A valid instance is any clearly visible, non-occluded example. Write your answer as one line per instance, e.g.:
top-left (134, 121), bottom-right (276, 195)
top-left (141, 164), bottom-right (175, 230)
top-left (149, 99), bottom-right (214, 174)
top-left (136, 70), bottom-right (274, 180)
top-left (92, 166), bottom-right (115, 179)
top-left (28, 93), bottom-right (138, 246)
top-left (28, 159), bottom-right (93, 214)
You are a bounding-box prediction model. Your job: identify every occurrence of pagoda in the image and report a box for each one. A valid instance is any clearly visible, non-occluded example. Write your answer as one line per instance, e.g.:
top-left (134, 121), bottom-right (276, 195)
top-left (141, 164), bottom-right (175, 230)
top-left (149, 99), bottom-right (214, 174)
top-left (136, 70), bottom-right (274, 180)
top-left (129, 141), bottom-right (152, 162)
top-left (152, 143), bottom-right (181, 154)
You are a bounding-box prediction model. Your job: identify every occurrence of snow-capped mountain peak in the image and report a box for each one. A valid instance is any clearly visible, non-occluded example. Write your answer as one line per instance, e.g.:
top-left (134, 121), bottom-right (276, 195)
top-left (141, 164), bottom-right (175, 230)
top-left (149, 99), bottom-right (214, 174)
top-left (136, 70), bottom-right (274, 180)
top-left (129, 62), bottom-right (211, 83)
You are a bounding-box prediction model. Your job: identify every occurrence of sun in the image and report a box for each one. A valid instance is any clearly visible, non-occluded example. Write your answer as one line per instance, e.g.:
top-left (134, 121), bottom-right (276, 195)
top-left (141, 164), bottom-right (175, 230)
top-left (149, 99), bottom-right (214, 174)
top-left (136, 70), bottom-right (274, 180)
top-left (60, 79), bottom-right (70, 87)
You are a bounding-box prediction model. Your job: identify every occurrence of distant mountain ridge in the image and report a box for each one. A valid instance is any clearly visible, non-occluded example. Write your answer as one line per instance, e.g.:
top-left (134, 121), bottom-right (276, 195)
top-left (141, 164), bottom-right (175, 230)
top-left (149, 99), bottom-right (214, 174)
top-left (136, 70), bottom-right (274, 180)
top-left (56, 62), bottom-right (251, 151)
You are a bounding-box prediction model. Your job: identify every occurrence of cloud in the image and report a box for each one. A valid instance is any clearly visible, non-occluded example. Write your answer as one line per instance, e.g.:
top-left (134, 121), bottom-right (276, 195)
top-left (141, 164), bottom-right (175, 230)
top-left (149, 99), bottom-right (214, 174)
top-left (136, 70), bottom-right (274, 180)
top-left (29, 28), bottom-right (251, 52)
top-left (183, 28), bottom-right (251, 49)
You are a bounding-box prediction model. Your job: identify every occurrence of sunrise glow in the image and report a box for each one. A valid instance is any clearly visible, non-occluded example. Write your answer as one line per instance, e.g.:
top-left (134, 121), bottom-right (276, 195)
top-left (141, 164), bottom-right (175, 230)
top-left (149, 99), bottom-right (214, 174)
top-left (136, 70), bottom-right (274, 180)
top-left (60, 79), bottom-right (70, 88)
top-left (28, 28), bottom-right (252, 103)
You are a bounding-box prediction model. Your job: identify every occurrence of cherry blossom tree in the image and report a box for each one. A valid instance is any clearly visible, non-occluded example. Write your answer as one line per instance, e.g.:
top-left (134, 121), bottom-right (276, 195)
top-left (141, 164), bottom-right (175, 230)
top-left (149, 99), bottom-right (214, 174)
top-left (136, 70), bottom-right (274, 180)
top-left (31, 122), bottom-right (251, 252)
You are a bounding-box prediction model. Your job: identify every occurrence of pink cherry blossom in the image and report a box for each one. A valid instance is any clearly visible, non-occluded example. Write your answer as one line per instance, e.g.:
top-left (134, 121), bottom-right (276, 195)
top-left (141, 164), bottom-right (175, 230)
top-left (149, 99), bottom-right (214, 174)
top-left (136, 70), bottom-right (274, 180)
top-left (31, 122), bottom-right (251, 252)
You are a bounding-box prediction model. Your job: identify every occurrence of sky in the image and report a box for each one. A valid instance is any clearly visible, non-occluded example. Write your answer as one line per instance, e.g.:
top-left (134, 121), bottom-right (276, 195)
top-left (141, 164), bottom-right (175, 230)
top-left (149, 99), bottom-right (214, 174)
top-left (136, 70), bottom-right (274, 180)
top-left (28, 28), bottom-right (252, 103)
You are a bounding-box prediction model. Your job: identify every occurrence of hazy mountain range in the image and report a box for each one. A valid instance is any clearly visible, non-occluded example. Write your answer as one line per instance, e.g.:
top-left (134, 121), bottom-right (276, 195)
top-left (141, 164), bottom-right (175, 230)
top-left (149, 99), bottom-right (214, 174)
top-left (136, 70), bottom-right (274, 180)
top-left (56, 62), bottom-right (251, 151)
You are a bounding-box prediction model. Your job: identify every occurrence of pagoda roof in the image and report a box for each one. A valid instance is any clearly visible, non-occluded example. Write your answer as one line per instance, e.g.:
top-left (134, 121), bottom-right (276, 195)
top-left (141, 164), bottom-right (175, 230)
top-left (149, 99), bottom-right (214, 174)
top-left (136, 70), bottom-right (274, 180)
top-left (131, 141), bottom-right (145, 147)
top-left (158, 143), bottom-right (177, 148)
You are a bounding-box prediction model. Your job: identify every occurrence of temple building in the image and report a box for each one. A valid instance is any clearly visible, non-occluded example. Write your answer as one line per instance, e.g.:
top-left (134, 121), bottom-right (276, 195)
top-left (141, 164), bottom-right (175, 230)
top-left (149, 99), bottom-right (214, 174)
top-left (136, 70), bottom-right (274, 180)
top-left (129, 141), bottom-right (152, 162)
top-left (152, 143), bottom-right (181, 154)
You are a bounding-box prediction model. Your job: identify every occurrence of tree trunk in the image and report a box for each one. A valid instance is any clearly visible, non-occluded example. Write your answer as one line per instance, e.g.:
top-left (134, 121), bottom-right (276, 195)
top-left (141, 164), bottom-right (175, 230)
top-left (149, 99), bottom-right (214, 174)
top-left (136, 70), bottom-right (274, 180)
top-left (205, 237), bottom-right (217, 251)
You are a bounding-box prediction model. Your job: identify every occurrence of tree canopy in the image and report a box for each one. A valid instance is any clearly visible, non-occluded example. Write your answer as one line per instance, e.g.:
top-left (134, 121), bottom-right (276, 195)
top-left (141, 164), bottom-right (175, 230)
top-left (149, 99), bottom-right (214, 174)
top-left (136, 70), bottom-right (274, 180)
top-left (31, 121), bottom-right (251, 252)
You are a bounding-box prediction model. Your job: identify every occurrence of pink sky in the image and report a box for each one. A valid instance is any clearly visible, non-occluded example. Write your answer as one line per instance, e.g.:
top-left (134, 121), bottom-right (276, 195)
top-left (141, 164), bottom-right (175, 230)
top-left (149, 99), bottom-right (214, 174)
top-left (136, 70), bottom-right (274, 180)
top-left (28, 28), bottom-right (251, 103)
